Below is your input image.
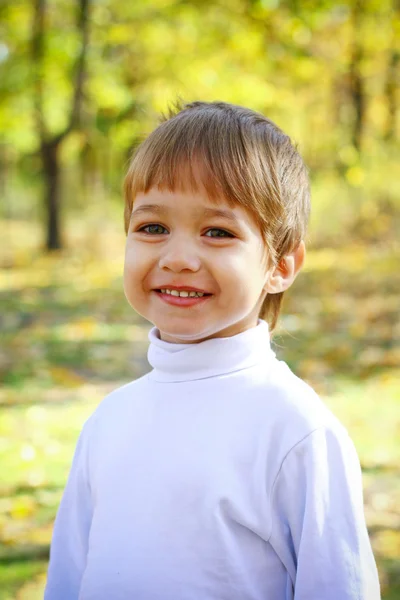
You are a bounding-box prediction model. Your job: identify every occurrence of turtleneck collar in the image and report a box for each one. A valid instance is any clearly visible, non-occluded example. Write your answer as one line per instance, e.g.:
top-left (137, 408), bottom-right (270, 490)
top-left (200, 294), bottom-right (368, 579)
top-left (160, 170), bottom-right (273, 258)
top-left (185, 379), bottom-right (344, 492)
top-left (147, 320), bottom-right (275, 383)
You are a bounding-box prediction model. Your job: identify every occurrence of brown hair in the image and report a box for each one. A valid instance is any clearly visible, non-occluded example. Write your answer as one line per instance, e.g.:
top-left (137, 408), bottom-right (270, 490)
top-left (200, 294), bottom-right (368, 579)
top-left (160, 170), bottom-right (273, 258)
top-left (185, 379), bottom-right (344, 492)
top-left (124, 101), bottom-right (310, 330)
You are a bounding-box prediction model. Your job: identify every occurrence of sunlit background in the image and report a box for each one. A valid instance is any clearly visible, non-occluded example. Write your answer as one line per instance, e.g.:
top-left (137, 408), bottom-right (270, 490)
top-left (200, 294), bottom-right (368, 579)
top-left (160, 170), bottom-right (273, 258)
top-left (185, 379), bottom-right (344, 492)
top-left (0, 0), bottom-right (399, 597)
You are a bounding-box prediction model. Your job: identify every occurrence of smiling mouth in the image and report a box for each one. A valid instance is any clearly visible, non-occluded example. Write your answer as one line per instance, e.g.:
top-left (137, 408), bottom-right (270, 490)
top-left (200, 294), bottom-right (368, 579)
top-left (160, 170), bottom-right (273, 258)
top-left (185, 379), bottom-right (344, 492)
top-left (154, 289), bottom-right (212, 298)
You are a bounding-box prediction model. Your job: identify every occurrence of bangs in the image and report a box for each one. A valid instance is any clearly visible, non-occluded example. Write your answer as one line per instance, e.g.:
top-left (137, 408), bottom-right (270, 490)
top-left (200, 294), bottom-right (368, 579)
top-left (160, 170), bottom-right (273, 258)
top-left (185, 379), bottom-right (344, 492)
top-left (124, 104), bottom-right (280, 234)
top-left (129, 143), bottom-right (237, 206)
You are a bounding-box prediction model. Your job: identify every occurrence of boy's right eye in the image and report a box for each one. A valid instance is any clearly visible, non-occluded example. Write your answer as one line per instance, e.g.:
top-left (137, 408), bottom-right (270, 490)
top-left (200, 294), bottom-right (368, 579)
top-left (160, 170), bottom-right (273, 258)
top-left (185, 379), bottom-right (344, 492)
top-left (139, 224), bottom-right (168, 235)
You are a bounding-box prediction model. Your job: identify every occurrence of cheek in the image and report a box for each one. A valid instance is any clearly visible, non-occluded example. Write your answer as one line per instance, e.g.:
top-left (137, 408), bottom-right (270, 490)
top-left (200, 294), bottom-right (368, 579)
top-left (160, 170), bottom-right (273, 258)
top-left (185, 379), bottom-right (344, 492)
top-left (217, 249), bottom-right (262, 283)
top-left (124, 245), bottom-right (149, 290)
top-left (125, 241), bottom-right (152, 270)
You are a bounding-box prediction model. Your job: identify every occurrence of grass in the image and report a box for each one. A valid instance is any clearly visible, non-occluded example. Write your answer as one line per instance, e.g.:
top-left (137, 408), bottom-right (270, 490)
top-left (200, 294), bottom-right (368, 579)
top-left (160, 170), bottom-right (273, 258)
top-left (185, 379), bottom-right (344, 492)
top-left (0, 562), bottom-right (47, 600)
top-left (0, 219), bottom-right (399, 598)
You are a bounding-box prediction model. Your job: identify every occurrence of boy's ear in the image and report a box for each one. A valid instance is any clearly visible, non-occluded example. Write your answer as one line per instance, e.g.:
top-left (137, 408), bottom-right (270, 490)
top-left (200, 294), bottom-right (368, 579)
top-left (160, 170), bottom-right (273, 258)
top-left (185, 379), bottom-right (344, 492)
top-left (264, 241), bottom-right (305, 294)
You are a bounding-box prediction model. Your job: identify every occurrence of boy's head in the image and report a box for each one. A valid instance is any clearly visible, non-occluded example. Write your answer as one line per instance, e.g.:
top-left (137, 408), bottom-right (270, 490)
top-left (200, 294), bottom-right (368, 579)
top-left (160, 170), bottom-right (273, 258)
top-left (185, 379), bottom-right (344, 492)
top-left (124, 101), bottom-right (310, 338)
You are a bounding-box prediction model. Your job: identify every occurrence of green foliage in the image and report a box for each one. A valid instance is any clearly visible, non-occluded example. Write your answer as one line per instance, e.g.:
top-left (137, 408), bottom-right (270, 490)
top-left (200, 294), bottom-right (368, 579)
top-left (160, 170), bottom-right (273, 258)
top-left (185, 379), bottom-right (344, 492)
top-left (0, 0), bottom-right (399, 246)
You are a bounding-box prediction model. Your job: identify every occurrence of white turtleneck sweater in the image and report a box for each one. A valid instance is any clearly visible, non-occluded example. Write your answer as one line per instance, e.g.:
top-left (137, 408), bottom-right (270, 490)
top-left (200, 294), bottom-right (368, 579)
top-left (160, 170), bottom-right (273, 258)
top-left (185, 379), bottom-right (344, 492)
top-left (45, 321), bottom-right (380, 600)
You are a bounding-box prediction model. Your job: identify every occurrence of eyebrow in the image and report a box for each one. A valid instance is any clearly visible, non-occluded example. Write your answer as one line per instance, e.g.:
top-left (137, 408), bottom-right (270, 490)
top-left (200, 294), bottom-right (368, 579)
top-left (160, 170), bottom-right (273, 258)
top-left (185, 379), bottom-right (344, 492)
top-left (202, 208), bottom-right (240, 224)
top-left (131, 204), bottom-right (240, 224)
top-left (130, 204), bottom-right (166, 218)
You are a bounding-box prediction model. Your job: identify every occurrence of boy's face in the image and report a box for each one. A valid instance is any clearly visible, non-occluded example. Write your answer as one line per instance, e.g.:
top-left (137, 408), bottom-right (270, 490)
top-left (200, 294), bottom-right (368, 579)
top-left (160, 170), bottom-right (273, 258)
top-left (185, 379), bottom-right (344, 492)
top-left (124, 187), bottom-right (272, 343)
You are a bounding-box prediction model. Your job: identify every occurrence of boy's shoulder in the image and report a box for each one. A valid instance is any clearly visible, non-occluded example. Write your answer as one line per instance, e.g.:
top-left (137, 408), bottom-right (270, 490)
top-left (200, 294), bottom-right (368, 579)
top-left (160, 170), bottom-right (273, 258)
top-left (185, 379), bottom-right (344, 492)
top-left (252, 358), bottom-right (347, 441)
top-left (87, 373), bottom-right (150, 426)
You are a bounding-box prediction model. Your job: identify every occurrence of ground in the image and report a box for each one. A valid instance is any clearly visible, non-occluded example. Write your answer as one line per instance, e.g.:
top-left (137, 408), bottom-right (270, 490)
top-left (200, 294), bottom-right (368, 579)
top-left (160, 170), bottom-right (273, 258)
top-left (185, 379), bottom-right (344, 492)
top-left (0, 222), bottom-right (399, 598)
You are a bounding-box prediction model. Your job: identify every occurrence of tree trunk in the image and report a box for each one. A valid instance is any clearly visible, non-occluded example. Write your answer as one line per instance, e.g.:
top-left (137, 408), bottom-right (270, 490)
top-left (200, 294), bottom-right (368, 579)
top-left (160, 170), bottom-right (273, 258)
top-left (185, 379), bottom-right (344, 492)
top-left (385, 50), bottom-right (399, 141)
top-left (42, 140), bottom-right (62, 250)
top-left (349, 0), bottom-right (365, 152)
top-left (384, 0), bottom-right (399, 141)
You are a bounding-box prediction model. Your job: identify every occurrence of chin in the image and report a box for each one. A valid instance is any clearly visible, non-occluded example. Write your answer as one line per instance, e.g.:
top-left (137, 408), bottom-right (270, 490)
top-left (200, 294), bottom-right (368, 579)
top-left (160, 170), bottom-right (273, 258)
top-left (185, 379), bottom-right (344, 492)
top-left (157, 323), bottom-right (214, 344)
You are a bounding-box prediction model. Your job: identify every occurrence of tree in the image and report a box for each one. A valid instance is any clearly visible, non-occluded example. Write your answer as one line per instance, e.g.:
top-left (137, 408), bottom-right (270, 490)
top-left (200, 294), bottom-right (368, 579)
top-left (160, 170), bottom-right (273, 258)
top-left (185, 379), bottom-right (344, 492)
top-left (31, 0), bottom-right (90, 249)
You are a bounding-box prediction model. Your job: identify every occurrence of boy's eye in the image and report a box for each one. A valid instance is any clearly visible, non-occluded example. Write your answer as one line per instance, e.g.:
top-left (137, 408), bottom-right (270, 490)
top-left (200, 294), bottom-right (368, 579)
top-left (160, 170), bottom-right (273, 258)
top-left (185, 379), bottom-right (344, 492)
top-left (204, 228), bottom-right (234, 238)
top-left (139, 224), bottom-right (168, 235)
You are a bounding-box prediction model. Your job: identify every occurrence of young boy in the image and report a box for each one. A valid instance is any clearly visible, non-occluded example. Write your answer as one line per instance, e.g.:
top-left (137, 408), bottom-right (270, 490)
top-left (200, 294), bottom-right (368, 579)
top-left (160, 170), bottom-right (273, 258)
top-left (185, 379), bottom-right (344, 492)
top-left (45, 101), bottom-right (380, 599)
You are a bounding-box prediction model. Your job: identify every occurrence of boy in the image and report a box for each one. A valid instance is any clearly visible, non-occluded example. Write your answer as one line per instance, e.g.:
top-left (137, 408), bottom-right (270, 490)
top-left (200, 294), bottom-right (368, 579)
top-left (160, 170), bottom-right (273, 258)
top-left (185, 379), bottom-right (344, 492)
top-left (45, 101), bottom-right (380, 599)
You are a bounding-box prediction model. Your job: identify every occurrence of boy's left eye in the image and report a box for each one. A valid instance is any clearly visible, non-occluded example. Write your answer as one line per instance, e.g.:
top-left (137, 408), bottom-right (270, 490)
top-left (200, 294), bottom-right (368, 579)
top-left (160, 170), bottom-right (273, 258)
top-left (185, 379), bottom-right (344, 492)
top-left (204, 228), bottom-right (234, 238)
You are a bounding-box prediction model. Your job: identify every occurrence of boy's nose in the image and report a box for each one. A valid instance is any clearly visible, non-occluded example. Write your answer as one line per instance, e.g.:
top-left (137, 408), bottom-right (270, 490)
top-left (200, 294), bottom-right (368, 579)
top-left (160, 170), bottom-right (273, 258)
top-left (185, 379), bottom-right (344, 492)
top-left (158, 241), bottom-right (201, 273)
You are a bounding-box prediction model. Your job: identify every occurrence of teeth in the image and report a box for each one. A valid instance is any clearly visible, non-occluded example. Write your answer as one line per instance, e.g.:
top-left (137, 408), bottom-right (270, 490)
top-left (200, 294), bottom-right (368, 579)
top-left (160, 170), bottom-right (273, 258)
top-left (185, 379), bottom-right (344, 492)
top-left (160, 289), bottom-right (206, 298)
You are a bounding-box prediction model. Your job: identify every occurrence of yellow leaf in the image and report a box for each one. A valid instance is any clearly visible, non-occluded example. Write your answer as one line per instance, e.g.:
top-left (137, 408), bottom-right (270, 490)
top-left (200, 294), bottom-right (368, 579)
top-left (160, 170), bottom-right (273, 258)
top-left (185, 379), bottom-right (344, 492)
top-left (49, 366), bottom-right (84, 387)
top-left (10, 496), bottom-right (37, 520)
top-left (346, 166), bottom-right (365, 187)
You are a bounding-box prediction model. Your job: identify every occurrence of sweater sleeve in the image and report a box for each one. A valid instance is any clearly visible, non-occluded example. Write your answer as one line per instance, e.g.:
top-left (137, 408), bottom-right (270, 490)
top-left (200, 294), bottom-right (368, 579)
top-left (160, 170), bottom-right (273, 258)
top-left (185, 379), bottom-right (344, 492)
top-left (268, 425), bottom-right (381, 600)
top-left (45, 417), bottom-right (94, 600)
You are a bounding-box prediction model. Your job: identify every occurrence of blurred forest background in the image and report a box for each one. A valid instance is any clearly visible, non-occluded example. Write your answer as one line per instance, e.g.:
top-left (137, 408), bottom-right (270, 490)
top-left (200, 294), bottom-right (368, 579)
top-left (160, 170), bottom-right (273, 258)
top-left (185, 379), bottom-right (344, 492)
top-left (0, 0), bottom-right (399, 597)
